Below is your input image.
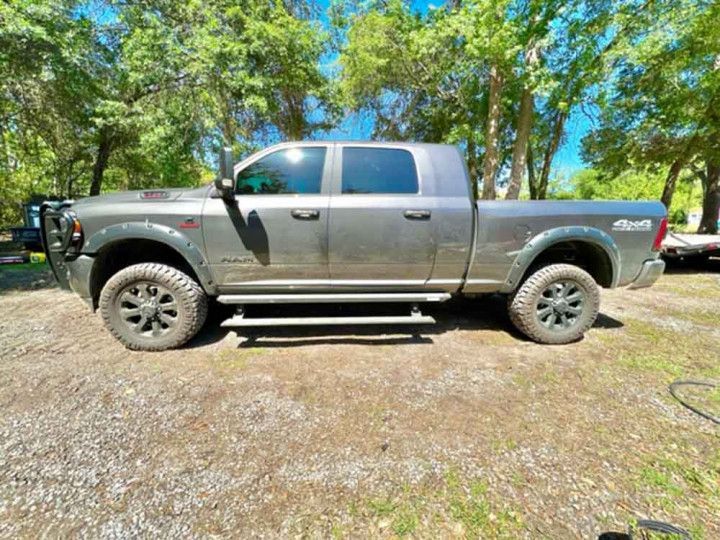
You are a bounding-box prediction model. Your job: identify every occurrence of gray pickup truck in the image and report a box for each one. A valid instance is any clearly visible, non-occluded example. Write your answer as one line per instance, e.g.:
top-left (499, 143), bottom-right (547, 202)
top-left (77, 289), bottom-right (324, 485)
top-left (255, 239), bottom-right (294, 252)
top-left (41, 142), bottom-right (667, 351)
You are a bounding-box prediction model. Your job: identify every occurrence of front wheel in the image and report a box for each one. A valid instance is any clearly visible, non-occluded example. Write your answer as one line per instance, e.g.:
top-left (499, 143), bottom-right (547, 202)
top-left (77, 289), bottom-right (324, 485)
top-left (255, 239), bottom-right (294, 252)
top-left (99, 263), bottom-right (208, 351)
top-left (508, 263), bottom-right (600, 344)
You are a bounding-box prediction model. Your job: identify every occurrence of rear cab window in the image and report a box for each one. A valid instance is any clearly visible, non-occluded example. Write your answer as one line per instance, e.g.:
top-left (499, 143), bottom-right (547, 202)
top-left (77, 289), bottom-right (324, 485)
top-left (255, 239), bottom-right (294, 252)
top-left (236, 146), bottom-right (327, 194)
top-left (341, 147), bottom-right (418, 194)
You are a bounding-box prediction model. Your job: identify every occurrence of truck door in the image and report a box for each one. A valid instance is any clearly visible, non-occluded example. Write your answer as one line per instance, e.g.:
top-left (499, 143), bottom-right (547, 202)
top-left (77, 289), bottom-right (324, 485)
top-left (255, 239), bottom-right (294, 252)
top-left (202, 144), bottom-right (331, 289)
top-left (328, 145), bottom-right (436, 286)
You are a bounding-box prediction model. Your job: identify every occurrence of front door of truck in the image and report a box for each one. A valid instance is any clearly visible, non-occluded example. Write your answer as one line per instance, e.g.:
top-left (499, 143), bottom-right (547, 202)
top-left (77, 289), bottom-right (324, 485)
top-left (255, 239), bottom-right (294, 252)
top-left (328, 145), bottom-right (435, 286)
top-left (202, 144), bottom-right (331, 289)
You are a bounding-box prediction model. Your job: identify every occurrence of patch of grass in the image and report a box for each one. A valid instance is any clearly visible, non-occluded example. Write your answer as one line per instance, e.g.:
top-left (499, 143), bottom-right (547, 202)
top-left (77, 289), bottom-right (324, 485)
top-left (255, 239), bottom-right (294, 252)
top-left (330, 523), bottom-right (344, 539)
top-left (491, 437), bottom-right (518, 453)
top-left (667, 307), bottom-right (718, 327)
top-left (391, 504), bottom-right (420, 536)
top-left (213, 348), bottom-right (264, 371)
top-left (635, 453), bottom-right (720, 519)
top-left (468, 329), bottom-right (517, 346)
top-left (366, 498), bottom-right (419, 536)
top-left (638, 466), bottom-right (684, 498)
top-left (0, 262), bottom-right (54, 292)
top-left (656, 456), bottom-right (720, 499)
top-left (511, 372), bottom-right (533, 390)
top-left (659, 282), bottom-right (720, 300)
top-left (618, 353), bottom-right (684, 379)
top-left (0, 262), bottom-right (48, 272)
top-left (367, 497), bottom-right (396, 517)
top-left (357, 470), bottom-right (523, 538)
top-left (443, 470), bottom-right (523, 538)
top-left (624, 318), bottom-right (668, 342)
top-left (446, 473), bottom-right (493, 534)
top-left (541, 368), bottom-right (560, 385)
top-left (510, 470), bottom-right (527, 488)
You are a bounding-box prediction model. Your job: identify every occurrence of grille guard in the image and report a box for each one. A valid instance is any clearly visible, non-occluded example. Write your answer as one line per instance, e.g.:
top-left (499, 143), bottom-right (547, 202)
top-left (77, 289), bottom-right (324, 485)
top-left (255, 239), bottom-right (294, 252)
top-left (40, 201), bottom-right (75, 290)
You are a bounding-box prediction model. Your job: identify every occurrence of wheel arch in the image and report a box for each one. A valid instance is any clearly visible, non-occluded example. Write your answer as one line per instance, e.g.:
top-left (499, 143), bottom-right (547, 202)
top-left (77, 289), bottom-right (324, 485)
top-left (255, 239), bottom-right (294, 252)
top-left (84, 222), bottom-right (217, 308)
top-left (501, 227), bottom-right (621, 293)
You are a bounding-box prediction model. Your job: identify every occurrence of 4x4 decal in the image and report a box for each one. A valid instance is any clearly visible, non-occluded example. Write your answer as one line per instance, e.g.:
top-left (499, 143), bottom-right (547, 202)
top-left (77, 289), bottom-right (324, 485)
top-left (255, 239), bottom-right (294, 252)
top-left (612, 219), bottom-right (652, 232)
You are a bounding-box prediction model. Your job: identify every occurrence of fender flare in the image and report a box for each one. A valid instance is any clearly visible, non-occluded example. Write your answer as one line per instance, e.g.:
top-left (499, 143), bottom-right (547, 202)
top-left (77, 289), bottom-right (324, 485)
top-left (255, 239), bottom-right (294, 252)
top-left (83, 221), bottom-right (217, 294)
top-left (500, 226), bottom-right (621, 293)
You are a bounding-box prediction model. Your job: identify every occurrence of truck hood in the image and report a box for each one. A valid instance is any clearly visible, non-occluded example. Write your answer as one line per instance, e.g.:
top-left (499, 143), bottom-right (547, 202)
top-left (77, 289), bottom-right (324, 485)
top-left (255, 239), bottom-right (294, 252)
top-left (70, 187), bottom-right (189, 208)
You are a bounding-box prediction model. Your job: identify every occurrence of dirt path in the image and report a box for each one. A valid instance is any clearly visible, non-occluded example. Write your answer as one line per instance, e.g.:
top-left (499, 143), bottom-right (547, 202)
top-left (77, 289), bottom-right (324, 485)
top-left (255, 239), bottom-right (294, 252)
top-left (1, 265), bottom-right (718, 538)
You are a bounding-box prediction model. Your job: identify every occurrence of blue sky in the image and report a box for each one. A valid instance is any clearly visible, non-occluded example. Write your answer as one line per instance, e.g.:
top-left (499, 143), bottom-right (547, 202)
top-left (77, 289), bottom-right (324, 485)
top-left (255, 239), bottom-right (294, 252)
top-left (316, 0), bottom-right (592, 177)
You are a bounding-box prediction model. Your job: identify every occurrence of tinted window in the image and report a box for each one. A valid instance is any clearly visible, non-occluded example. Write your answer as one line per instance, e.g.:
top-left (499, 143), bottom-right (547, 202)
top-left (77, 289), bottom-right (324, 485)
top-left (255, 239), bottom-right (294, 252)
top-left (236, 147), bottom-right (326, 194)
top-left (341, 147), bottom-right (418, 194)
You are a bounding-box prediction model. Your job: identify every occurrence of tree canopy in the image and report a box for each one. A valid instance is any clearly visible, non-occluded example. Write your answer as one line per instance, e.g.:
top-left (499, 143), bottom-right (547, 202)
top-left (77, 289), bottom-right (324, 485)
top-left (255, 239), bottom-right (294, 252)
top-left (1, 0), bottom-right (334, 223)
top-left (1, 0), bottom-right (718, 232)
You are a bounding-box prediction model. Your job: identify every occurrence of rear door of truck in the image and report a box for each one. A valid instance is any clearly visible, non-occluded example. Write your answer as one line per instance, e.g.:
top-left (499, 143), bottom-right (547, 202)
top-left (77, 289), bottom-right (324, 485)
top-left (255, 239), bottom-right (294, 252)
top-left (327, 144), bottom-right (435, 286)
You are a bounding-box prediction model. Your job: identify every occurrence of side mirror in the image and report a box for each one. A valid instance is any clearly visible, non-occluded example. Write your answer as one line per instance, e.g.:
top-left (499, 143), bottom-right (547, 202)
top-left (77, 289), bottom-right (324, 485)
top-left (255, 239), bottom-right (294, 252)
top-left (215, 146), bottom-right (235, 201)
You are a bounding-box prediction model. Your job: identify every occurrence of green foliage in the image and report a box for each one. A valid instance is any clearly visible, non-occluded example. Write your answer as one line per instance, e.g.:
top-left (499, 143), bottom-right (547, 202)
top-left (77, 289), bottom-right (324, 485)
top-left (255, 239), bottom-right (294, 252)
top-left (582, 0), bottom-right (720, 227)
top-left (337, 0), bottom-right (630, 197)
top-left (0, 0), bottom-right (336, 228)
top-left (336, 0), bottom-right (524, 191)
top-left (559, 168), bottom-right (703, 223)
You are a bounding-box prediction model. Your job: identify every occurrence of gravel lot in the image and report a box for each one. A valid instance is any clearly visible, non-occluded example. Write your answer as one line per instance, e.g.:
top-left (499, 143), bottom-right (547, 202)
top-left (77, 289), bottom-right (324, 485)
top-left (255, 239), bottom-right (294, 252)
top-left (1, 261), bottom-right (719, 538)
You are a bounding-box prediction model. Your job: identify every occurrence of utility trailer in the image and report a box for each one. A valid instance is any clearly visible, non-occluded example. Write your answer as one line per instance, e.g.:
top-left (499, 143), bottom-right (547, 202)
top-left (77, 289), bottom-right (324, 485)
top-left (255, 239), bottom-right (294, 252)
top-left (10, 202), bottom-right (42, 251)
top-left (661, 231), bottom-right (720, 260)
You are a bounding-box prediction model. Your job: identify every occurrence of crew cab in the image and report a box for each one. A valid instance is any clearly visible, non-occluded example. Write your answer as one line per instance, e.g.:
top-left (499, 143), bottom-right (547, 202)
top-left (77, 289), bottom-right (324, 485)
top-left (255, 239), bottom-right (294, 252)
top-left (41, 142), bottom-right (667, 350)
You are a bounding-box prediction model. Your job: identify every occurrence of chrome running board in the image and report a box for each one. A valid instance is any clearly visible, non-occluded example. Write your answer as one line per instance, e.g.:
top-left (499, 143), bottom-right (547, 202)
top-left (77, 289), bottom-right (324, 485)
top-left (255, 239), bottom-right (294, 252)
top-left (217, 292), bottom-right (451, 304)
top-left (220, 314), bottom-right (436, 327)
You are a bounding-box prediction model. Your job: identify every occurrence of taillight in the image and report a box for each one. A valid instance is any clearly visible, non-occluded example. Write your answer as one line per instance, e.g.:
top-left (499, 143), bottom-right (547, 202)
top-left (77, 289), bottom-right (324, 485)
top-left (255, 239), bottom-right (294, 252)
top-left (652, 217), bottom-right (668, 251)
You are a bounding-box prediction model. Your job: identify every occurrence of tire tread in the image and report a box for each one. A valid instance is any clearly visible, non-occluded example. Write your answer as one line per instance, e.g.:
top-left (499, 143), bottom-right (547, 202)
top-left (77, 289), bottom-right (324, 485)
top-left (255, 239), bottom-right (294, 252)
top-left (508, 263), bottom-right (600, 345)
top-left (99, 263), bottom-right (208, 351)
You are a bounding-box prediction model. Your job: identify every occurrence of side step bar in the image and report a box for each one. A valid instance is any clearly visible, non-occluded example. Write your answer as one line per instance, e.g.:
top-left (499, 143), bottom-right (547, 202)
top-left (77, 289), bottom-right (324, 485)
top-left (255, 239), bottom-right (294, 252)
top-left (221, 314), bottom-right (436, 327)
top-left (217, 292), bottom-right (451, 304)
top-left (219, 293), bottom-right (444, 328)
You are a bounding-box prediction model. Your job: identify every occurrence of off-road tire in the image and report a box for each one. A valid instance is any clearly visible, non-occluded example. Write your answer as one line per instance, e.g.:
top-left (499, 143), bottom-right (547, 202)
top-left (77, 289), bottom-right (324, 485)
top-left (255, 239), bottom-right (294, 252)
top-left (508, 263), bottom-right (600, 345)
top-left (99, 263), bottom-right (208, 351)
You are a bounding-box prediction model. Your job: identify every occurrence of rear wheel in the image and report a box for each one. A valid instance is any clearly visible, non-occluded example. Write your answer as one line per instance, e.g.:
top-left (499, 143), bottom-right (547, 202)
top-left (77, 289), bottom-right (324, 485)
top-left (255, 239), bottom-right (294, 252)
top-left (508, 263), bottom-right (600, 344)
top-left (99, 263), bottom-right (207, 351)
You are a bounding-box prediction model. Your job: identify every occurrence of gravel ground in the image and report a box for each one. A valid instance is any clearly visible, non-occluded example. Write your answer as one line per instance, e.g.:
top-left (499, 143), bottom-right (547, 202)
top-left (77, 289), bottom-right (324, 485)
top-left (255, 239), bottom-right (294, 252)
top-left (1, 261), bottom-right (719, 538)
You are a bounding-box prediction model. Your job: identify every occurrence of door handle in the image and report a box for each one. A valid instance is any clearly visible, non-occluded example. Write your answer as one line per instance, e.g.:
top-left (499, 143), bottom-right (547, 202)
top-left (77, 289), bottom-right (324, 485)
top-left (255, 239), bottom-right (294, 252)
top-left (403, 209), bottom-right (431, 220)
top-left (291, 209), bottom-right (320, 220)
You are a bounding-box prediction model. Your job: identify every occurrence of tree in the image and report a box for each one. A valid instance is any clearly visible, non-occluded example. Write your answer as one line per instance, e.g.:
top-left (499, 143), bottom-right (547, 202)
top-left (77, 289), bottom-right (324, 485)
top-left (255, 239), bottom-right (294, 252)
top-left (583, 0), bottom-right (720, 232)
top-left (337, 0), bottom-right (525, 199)
top-left (0, 0), bottom-right (336, 222)
top-left (0, 0), bottom-right (98, 210)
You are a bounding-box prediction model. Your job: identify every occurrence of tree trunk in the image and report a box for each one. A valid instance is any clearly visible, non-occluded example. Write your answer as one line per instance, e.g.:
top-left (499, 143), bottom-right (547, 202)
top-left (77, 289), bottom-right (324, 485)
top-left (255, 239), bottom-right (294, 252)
top-left (89, 129), bottom-right (113, 197)
top-left (660, 158), bottom-right (685, 210)
top-left (279, 89), bottom-right (305, 140)
top-left (505, 83), bottom-right (534, 200)
top-left (506, 45), bottom-right (539, 200)
top-left (698, 161), bottom-right (720, 234)
top-left (481, 63), bottom-right (503, 200)
top-left (538, 110), bottom-right (567, 200)
top-left (527, 143), bottom-right (537, 200)
top-left (466, 137), bottom-right (479, 200)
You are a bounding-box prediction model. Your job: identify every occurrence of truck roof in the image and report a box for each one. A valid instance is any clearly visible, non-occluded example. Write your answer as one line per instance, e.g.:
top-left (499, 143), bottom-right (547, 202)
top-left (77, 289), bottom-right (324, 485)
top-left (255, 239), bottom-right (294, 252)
top-left (264, 141), bottom-right (455, 150)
